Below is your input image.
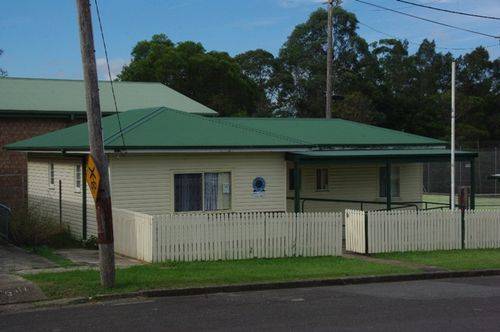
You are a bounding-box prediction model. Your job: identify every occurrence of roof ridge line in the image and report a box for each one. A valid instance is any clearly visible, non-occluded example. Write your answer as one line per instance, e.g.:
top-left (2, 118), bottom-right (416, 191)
top-left (212, 118), bottom-right (312, 145)
top-left (104, 107), bottom-right (166, 145)
top-left (156, 108), bottom-right (311, 145)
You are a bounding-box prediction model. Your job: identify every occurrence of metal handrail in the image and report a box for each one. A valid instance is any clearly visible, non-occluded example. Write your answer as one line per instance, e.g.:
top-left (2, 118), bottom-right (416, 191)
top-left (286, 197), bottom-right (450, 211)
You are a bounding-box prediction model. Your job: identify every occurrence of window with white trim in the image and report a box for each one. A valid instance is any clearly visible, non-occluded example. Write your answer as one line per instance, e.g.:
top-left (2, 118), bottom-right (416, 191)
top-left (316, 168), bottom-right (329, 191)
top-left (379, 166), bottom-right (400, 197)
top-left (174, 172), bottom-right (231, 212)
top-left (48, 162), bottom-right (55, 188)
top-left (75, 164), bottom-right (82, 192)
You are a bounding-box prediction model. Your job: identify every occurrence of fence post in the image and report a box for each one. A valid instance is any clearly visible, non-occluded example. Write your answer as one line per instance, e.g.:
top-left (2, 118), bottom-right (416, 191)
top-left (59, 179), bottom-right (62, 226)
top-left (364, 211), bottom-right (369, 254)
top-left (461, 209), bottom-right (465, 249)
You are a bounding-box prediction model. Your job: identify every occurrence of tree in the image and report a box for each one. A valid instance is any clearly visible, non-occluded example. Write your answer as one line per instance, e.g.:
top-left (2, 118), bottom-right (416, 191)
top-left (0, 49), bottom-right (6, 77)
top-left (277, 8), bottom-right (373, 118)
top-left (118, 34), bottom-right (262, 116)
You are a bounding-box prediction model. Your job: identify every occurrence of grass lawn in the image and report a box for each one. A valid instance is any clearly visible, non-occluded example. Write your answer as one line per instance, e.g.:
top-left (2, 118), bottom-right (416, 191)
top-left (25, 256), bottom-right (417, 299)
top-left (375, 248), bottom-right (500, 271)
top-left (25, 246), bottom-right (76, 268)
top-left (423, 194), bottom-right (500, 209)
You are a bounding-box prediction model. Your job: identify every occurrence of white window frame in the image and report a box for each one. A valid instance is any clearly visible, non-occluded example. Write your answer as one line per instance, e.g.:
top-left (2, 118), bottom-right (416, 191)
top-left (74, 164), bottom-right (82, 193)
top-left (316, 168), bottom-right (329, 191)
top-left (173, 171), bottom-right (232, 213)
top-left (48, 162), bottom-right (55, 189)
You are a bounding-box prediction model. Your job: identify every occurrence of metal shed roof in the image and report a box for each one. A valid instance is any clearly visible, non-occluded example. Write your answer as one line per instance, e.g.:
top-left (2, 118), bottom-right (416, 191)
top-left (6, 107), bottom-right (450, 152)
top-left (0, 77), bottom-right (217, 116)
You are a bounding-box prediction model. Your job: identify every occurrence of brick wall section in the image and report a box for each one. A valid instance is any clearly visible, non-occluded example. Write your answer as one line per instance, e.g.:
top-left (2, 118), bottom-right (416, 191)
top-left (0, 117), bottom-right (83, 209)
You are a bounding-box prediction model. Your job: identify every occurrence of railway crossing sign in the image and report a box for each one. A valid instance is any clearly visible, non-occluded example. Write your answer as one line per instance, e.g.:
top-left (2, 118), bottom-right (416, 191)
top-left (86, 155), bottom-right (101, 201)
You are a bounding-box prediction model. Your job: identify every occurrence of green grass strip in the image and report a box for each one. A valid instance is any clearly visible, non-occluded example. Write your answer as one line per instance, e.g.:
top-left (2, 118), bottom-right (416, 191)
top-left (25, 256), bottom-right (417, 299)
top-left (375, 248), bottom-right (500, 271)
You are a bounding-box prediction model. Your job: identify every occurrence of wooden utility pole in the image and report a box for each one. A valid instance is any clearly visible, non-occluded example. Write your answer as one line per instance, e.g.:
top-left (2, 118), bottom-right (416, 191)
top-left (325, 0), bottom-right (341, 119)
top-left (76, 0), bottom-right (115, 287)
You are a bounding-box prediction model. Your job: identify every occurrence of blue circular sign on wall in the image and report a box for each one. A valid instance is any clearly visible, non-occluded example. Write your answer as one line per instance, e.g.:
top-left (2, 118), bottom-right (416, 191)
top-left (252, 177), bottom-right (266, 193)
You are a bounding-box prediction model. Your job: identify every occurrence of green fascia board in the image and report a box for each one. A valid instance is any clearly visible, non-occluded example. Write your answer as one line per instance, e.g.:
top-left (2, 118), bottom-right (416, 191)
top-left (219, 118), bottom-right (445, 146)
top-left (287, 149), bottom-right (477, 163)
top-left (0, 77), bottom-right (217, 115)
top-left (6, 107), bottom-right (450, 152)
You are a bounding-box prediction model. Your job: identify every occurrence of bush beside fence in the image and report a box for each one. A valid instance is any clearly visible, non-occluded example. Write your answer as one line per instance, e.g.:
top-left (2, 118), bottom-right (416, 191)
top-left (346, 209), bottom-right (500, 254)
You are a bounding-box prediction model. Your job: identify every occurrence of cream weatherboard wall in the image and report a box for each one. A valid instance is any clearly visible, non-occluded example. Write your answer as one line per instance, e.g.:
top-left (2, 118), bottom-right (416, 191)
top-left (286, 163), bottom-right (424, 212)
top-left (27, 156), bottom-right (97, 238)
top-left (108, 153), bottom-right (287, 214)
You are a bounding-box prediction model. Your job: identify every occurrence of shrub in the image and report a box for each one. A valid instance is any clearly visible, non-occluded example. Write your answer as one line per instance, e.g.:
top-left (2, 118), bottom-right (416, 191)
top-left (9, 202), bottom-right (74, 248)
top-left (82, 235), bottom-right (98, 249)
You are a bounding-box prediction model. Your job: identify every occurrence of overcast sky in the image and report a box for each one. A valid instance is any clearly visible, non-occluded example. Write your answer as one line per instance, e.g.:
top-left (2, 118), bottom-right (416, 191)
top-left (1, 0), bottom-right (498, 79)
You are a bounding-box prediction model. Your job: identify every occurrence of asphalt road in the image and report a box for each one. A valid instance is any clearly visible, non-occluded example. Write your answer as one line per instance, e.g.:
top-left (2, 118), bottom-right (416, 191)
top-left (2, 276), bottom-right (500, 331)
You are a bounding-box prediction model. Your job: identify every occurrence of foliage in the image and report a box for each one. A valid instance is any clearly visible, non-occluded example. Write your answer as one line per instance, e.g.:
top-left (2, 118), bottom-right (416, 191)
top-left (9, 203), bottom-right (75, 248)
top-left (82, 235), bottom-right (98, 250)
top-left (118, 34), bottom-right (261, 117)
top-left (25, 256), bottom-right (416, 299)
top-left (117, 9), bottom-right (499, 143)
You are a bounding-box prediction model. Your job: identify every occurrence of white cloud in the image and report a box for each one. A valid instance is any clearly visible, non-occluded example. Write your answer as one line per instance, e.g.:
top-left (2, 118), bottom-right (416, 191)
top-left (96, 57), bottom-right (129, 80)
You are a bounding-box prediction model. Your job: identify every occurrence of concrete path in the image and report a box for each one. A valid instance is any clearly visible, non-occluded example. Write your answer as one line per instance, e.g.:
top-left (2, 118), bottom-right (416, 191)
top-left (0, 241), bottom-right (54, 305)
top-left (2, 275), bottom-right (500, 331)
top-left (55, 248), bottom-right (142, 268)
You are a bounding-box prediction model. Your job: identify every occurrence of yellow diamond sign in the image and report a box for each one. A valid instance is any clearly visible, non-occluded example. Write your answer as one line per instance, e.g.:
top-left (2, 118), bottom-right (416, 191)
top-left (86, 155), bottom-right (100, 201)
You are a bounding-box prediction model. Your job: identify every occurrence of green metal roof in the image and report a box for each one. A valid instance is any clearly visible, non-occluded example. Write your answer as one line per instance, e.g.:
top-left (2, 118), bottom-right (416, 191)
top-left (0, 77), bottom-right (217, 116)
top-left (289, 149), bottom-right (477, 162)
top-left (6, 107), bottom-right (448, 152)
top-left (219, 118), bottom-right (445, 146)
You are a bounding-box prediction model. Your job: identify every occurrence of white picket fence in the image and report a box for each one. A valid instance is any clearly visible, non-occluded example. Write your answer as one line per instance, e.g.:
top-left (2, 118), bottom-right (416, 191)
top-left (346, 209), bottom-right (500, 254)
top-left (113, 211), bottom-right (343, 262)
top-left (113, 208), bottom-right (155, 262)
top-left (345, 210), bottom-right (366, 253)
top-left (465, 210), bottom-right (500, 249)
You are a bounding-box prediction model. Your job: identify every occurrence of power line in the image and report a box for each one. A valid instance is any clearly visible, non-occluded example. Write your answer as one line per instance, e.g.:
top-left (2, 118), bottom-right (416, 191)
top-left (352, 0), bottom-right (500, 40)
top-left (358, 21), bottom-right (499, 51)
top-left (93, 0), bottom-right (126, 147)
top-left (395, 0), bottom-right (500, 20)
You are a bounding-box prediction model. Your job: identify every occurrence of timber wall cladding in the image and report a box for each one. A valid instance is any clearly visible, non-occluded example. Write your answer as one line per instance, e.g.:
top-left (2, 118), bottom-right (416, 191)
top-left (0, 117), bottom-right (82, 209)
top-left (27, 158), bottom-right (97, 238)
top-left (286, 163), bottom-right (423, 212)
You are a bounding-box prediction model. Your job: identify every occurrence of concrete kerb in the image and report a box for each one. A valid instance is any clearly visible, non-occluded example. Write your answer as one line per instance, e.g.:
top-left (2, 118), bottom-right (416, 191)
top-left (3, 268), bottom-right (500, 312)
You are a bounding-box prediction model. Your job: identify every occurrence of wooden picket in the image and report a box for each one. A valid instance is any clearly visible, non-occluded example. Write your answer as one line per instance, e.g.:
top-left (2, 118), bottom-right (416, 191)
top-left (465, 210), bottom-right (500, 249)
top-left (345, 209), bottom-right (462, 254)
top-left (147, 212), bottom-right (342, 262)
top-left (113, 208), bottom-right (154, 262)
top-left (345, 209), bottom-right (366, 253)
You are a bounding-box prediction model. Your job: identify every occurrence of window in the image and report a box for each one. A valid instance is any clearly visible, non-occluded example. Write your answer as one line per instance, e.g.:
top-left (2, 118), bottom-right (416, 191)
top-left (316, 168), bottom-right (329, 191)
top-left (288, 169), bottom-right (295, 190)
top-left (75, 164), bottom-right (82, 192)
top-left (379, 166), bottom-right (400, 197)
top-left (48, 162), bottom-right (55, 188)
top-left (174, 172), bottom-right (231, 212)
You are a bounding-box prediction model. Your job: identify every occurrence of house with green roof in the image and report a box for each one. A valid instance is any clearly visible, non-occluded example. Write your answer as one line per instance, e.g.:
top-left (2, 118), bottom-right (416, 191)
top-left (6, 106), bottom-right (477, 239)
top-left (0, 77), bottom-right (216, 209)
